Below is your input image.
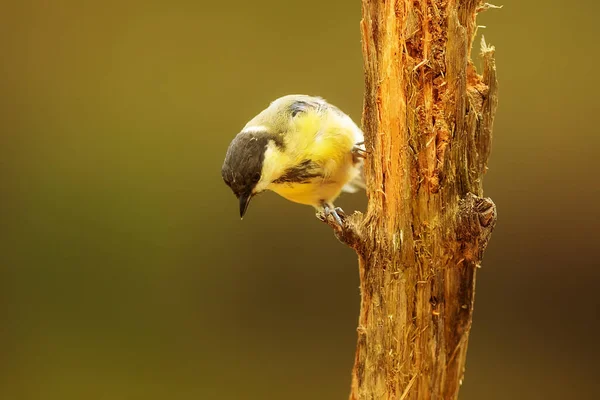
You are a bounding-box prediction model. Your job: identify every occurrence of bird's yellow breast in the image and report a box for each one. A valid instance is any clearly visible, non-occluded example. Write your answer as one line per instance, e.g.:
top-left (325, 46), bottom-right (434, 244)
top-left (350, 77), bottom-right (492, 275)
top-left (259, 111), bottom-right (358, 207)
top-left (269, 153), bottom-right (357, 207)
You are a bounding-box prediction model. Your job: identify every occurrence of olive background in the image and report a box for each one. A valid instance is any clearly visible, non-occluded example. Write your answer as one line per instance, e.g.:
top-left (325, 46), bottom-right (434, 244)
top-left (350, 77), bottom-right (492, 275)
top-left (1, 1), bottom-right (598, 399)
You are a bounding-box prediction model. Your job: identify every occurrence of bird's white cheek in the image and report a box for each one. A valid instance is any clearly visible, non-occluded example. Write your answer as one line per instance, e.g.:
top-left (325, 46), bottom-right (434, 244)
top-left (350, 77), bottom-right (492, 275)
top-left (254, 178), bottom-right (270, 193)
top-left (253, 141), bottom-right (286, 193)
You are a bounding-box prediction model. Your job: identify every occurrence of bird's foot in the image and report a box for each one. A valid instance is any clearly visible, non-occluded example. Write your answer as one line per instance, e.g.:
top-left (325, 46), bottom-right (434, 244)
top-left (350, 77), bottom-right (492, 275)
top-left (317, 203), bottom-right (345, 227)
top-left (352, 142), bottom-right (368, 160)
top-left (317, 204), bottom-right (364, 250)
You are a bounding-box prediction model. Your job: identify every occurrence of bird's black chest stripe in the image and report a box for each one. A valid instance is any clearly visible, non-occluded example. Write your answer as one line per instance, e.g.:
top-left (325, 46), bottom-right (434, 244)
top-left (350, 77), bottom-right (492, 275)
top-left (273, 160), bottom-right (322, 184)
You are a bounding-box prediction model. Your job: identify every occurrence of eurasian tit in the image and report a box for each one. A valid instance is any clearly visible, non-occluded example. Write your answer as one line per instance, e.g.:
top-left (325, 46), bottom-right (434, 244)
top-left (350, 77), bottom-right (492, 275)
top-left (221, 95), bottom-right (365, 225)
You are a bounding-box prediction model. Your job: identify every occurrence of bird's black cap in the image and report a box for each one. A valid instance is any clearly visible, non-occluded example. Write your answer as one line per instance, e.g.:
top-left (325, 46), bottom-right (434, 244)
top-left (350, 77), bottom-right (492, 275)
top-left (221, 131), bottom-right (271, 218)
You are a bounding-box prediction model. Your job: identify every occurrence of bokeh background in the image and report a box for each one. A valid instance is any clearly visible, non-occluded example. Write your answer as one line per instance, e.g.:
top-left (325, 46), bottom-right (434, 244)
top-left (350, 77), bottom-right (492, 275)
top-left (1, 1), bottom-right (598, 399)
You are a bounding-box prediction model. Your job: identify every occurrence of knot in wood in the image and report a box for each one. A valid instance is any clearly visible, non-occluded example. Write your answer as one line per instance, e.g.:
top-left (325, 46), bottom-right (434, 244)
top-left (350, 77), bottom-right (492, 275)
top-left (456, 193), bottom-right (497, 262)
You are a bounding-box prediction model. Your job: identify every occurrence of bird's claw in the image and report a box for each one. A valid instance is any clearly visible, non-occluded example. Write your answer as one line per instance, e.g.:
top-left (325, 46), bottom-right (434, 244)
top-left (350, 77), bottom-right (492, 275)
top-left (317, 205), bottom-right (363, 247)
top-left (352, 147), bottom-right (367, 157)
top-left (319, 204), bottom-right (345, 227)
top-left (352, 142), bottom-right (368, 161)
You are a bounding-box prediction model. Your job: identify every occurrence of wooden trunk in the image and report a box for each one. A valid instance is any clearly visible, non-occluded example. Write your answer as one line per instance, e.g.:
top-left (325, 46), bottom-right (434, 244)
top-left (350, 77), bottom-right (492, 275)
top-left (327, 1), bottom-right (499, 399)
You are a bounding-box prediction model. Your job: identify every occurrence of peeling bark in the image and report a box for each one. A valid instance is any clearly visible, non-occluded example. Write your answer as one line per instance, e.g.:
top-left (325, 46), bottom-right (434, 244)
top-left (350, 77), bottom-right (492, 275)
top-left (321, 1), bottom-right (499, 399)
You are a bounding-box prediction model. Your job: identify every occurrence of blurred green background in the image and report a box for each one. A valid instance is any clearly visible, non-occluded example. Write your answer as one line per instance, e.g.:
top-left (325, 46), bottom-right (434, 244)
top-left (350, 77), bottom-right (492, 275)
top-left (1, 1), bottom-right (598, 399)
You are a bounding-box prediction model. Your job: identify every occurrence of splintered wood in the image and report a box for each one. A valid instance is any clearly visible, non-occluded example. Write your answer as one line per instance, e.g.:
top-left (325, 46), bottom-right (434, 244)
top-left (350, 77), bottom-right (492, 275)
top-left (322, 2), bottom-right (499, 399)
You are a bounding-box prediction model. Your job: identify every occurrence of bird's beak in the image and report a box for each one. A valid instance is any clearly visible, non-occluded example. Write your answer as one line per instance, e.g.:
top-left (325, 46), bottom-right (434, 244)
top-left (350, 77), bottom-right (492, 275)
top-left (239, 193), bottom-right (252, 219)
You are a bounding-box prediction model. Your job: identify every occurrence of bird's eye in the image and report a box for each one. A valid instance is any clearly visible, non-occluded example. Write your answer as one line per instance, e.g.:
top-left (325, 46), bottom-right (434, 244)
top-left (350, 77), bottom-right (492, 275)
top-left (252, 173), bottom-right (261, 183)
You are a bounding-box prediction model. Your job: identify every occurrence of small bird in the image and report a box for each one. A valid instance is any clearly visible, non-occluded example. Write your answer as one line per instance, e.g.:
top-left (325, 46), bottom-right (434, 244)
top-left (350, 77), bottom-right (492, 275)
top-left (221, 95), bottom-right (365, 225)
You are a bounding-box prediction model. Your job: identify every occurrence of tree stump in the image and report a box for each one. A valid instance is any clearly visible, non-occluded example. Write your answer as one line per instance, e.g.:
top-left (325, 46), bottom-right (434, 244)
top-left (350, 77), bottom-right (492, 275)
top-left (324, 2), bottom-right (499, 399)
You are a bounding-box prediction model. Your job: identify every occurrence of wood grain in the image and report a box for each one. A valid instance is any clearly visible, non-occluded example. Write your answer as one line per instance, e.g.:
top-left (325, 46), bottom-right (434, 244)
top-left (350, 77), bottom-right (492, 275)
top-left (321, 1), bottom-right (499, 398)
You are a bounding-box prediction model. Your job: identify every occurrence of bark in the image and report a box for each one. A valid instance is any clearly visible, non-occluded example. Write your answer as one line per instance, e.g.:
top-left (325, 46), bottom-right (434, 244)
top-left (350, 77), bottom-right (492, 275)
top-left (322, 1), bottom-right (499, 399)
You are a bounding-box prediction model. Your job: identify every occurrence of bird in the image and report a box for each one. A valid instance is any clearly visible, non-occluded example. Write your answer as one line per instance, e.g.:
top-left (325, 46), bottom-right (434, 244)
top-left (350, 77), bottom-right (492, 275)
top-left (221, 94), bottom-right (366, 225)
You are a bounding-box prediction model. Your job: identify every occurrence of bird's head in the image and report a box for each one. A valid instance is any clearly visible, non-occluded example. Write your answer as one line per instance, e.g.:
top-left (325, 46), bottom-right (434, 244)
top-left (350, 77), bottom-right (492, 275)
top-left (221, 131), bottom-right (272, 218)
